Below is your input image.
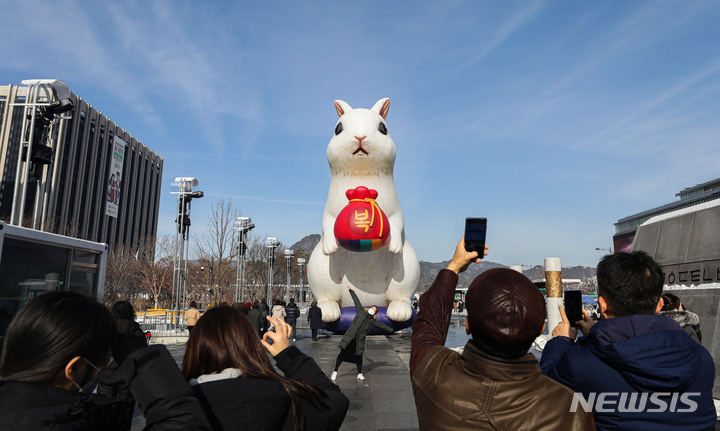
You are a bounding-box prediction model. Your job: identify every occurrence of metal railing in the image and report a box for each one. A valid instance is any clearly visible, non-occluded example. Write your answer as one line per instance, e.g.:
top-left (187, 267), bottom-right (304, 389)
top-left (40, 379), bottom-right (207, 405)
top-left (137, 309), bottom-right (188, 336)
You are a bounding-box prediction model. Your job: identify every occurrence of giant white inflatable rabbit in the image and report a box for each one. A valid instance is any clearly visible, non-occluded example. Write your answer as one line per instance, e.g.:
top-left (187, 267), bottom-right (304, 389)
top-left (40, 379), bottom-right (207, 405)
top-left (307, 98), bottom-right (420, 323)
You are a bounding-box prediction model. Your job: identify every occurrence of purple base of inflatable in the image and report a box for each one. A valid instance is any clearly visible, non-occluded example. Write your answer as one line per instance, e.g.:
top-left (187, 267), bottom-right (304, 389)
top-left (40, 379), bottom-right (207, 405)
top-left (322, 306), bottom-right (416, 334)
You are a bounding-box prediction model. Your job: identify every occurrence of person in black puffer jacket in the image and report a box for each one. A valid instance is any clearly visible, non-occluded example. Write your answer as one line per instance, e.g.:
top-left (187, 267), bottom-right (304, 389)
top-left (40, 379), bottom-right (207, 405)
top-left (0, 291), bottom-right (211, 431)
top-left (285, 298), bottom-right (300, 342)
top-left (97, 300), bottom-right (148, 431)
top-left (247, 301), bottom-right (264, 336)
top-left (182, 306), bottom-right (349, 431)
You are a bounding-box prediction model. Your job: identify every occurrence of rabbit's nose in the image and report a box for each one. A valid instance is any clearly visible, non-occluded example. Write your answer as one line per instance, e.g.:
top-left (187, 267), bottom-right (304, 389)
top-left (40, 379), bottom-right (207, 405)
top-left (355, 135), bottom-right (366, 144)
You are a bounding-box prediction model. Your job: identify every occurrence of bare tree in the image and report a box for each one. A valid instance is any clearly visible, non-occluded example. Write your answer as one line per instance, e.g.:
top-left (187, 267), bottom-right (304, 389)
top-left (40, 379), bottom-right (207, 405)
top-left (239, 235), bottom-right (295, 304)
top-left (194, 196), bottom-right (241, 305)
top-left (242, 235), bottom-right (269, 302)
top-left (136, 236), bottom-right (174, 309)
top-left (104, 242), bottom-right (140, 306)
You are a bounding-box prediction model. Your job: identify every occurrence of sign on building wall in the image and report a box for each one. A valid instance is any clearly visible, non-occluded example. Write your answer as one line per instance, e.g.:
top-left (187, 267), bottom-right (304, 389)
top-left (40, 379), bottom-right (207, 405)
top-left (105, 136), bottom-right (126, 218)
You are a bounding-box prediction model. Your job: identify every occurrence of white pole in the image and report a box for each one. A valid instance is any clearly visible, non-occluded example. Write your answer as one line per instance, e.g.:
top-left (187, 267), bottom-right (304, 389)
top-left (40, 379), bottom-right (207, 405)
top-left (545, 257), bottom-right (562, 335)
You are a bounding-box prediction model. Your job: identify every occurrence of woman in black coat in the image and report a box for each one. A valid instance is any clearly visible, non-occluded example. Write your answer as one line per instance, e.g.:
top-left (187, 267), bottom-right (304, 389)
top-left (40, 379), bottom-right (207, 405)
top-left (182, 306), bottom-right (349, 431)
top-left (307, 301), bottom-right (324, 341)
top-left (331, 287), bottom-right (393, 381)
top-left (0, 291), bottom-right (211, 431)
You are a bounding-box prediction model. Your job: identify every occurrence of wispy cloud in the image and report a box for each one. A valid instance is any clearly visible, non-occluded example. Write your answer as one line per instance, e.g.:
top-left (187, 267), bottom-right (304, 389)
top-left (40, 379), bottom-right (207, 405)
top-left (458, 0), bottom-right (545, 70)
top-left (222, 194), bottom-right (323, 207)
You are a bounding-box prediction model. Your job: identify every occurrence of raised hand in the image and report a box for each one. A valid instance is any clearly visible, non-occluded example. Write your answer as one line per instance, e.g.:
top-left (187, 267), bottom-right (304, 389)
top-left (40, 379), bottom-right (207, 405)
top-left (261, 316), bottom-right (291, 356)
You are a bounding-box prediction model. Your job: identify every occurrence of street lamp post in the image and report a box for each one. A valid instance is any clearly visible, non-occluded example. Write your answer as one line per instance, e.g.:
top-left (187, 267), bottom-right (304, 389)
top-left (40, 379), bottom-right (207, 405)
top-left (284, 249), bottom-right (294, 302)
top-left (265, 237), bottom-right (278, 304)
top-left (171, 177), bottom-right (203, 330)
top-left (297, 258), bottom-right (306, 308)
top-left (235, 217), bottom-right (254, 303)
top-left (201, 264), bottom-right (214, 306)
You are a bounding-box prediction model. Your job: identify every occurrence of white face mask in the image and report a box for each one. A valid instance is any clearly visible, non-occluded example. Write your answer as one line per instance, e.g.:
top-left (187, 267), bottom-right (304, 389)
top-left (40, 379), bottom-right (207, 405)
top-left (368, 308), bottom-right (376, 316)
top-left (73, 356), bottom-right (112, 392)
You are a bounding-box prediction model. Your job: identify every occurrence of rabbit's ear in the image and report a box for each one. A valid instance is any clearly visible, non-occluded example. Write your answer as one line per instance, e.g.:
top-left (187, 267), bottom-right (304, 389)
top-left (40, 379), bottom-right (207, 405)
top-left (371, 98), bottom-right (390, 120)
top-left (335, 100), bottom-right (353, 118)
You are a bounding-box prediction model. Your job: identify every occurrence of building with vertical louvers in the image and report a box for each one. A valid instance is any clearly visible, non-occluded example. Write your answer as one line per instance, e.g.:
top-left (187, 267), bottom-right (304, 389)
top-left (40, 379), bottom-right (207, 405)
top-left (0, 80), bottom-right (163, 247)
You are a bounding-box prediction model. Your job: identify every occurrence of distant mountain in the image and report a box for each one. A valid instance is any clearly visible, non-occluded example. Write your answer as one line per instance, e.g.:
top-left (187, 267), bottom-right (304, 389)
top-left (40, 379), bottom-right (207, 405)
top-left (290, 234), bottom-right (320, 255)
top-left (291, 234), bottom-right (596, 290)
top-left (521, 265), bottom-right (597, 282)
top-left (418, 259), bottom-right (508, 290)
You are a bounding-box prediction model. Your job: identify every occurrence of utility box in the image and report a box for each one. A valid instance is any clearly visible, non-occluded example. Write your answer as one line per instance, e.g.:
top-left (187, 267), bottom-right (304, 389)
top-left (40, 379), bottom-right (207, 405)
top-left (0, 222), bottom-right (107, 338)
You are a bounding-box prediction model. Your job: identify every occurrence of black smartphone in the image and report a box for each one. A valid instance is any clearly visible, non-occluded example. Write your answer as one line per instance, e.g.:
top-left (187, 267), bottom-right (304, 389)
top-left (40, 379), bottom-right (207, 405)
top-left (464, 217), bottom-right (487, 254)
top-left (564, 289), bottom-right (583, 327)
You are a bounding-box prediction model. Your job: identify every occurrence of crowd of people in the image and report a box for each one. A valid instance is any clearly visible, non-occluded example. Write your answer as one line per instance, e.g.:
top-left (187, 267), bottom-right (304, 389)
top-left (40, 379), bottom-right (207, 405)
top-left (0, 235), bottom-right (716, 430)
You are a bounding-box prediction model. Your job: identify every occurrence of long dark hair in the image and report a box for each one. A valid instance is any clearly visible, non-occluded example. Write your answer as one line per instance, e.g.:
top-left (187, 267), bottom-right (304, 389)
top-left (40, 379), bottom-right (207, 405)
top-left (182, 306), bottom-right (327, 430)
top-left (111, 300), bottom-right (136, 321)
top-left (0, 291), bottom-right (115, 384)
top-left (661, 292), bottom-right (685, 311)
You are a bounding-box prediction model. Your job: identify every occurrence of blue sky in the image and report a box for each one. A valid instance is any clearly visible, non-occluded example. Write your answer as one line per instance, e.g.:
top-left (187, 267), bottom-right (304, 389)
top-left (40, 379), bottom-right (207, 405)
top-left (2, 1), bottom-right (720, 267)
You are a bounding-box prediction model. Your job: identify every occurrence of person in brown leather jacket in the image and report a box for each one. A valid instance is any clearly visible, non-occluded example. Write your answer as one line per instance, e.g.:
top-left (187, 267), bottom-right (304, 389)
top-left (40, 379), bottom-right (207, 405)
top-left (410, 239), bottom-right (593, 431)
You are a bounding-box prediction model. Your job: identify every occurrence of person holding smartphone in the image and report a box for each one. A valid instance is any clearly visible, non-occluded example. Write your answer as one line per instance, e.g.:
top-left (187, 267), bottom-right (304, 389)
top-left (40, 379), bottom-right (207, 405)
top-left (410, 236), bottom-right (592, 430)
top-left (541, 251), bottom-right (715, 430)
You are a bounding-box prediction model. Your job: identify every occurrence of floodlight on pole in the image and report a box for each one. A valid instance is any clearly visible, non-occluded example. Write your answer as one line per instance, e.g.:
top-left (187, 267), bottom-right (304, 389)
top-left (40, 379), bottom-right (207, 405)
top-left (265, 237), bottom-right (278, 304)
top-left (171, 177), bottom-right (203, 330)
top-left (297, 258), bottom-right (306, 308)
top-left (235, 216), bottom-right (254, 303)
top-left (10, 79), bottom-right (74, 230)
top-left (284, 249), bottom-right (295, 302)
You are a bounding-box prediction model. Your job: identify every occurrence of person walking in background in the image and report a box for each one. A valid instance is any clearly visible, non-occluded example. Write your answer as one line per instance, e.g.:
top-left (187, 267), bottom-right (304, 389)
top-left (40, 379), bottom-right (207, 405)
top-left (411, 239), bottom-right (591, 430)
top-left (97, 301), bottom-right (148, 431)
top-left (259, 299), bottom-right (270, 335)
top-left (182, 307), bottom-right (349, 431)
top-left (541, 251), bottom-right (715, 430)
top-left (285, 298), bottom-right (300, 342)
top-left (659, 292), bottom-right (702, 343)
top-left (308, 301), bottom-right (323, 341)
top-left (247, 301), bottom-right (264, 336)
top-left (331, 287), bottom-right (393, 382)
top-left (271, 300), bottom-right (287, 331)
top-left (185, 301), bottom-right (200, 335)
top-left (0, 292), bottom-right (211, 430)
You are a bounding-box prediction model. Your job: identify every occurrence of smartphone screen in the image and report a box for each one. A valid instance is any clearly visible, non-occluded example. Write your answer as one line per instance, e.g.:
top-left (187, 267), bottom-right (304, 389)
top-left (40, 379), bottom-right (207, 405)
top-left (564, 289), bottom-right (583, 327)
top-left (464, 217), bottom-right (487, 254)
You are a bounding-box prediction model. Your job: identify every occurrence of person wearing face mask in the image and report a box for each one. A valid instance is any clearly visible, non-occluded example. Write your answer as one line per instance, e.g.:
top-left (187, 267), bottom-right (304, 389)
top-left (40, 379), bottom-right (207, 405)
top-left (0, 291), bottom-right (211, 431)
top-left (331, 286), bottom-right (393, 381)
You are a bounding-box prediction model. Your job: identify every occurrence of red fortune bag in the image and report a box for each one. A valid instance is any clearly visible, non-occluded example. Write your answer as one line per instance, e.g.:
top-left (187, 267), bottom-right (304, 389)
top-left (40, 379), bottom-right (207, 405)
top-left (334, 186), bottom-right (390, 252)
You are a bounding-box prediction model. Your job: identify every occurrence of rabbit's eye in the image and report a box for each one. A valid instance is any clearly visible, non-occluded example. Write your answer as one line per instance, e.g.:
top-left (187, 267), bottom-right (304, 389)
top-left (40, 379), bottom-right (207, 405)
top-left (335, 122), bottom-right (343, 135)
top-left (378, 122), bottom-right (388, 135)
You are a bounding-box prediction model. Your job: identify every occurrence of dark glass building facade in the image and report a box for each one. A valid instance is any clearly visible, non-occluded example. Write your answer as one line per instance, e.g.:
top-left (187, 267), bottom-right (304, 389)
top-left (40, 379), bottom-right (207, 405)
top-left (0, 83), bottom-right (163, 246)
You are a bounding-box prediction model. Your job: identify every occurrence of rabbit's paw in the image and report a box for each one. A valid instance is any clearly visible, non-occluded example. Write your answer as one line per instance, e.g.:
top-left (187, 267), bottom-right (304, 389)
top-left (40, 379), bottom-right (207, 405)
top-left (386, 299), bottom-right (413, 322)
top-left (323, 235), bottom-right (338, 256)
top-left (319, 300), bottom-right (341, 322)
top-left (387, 235), bottom-right (403, 254)
top-left (322, 236), bottom-right (339, 255)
